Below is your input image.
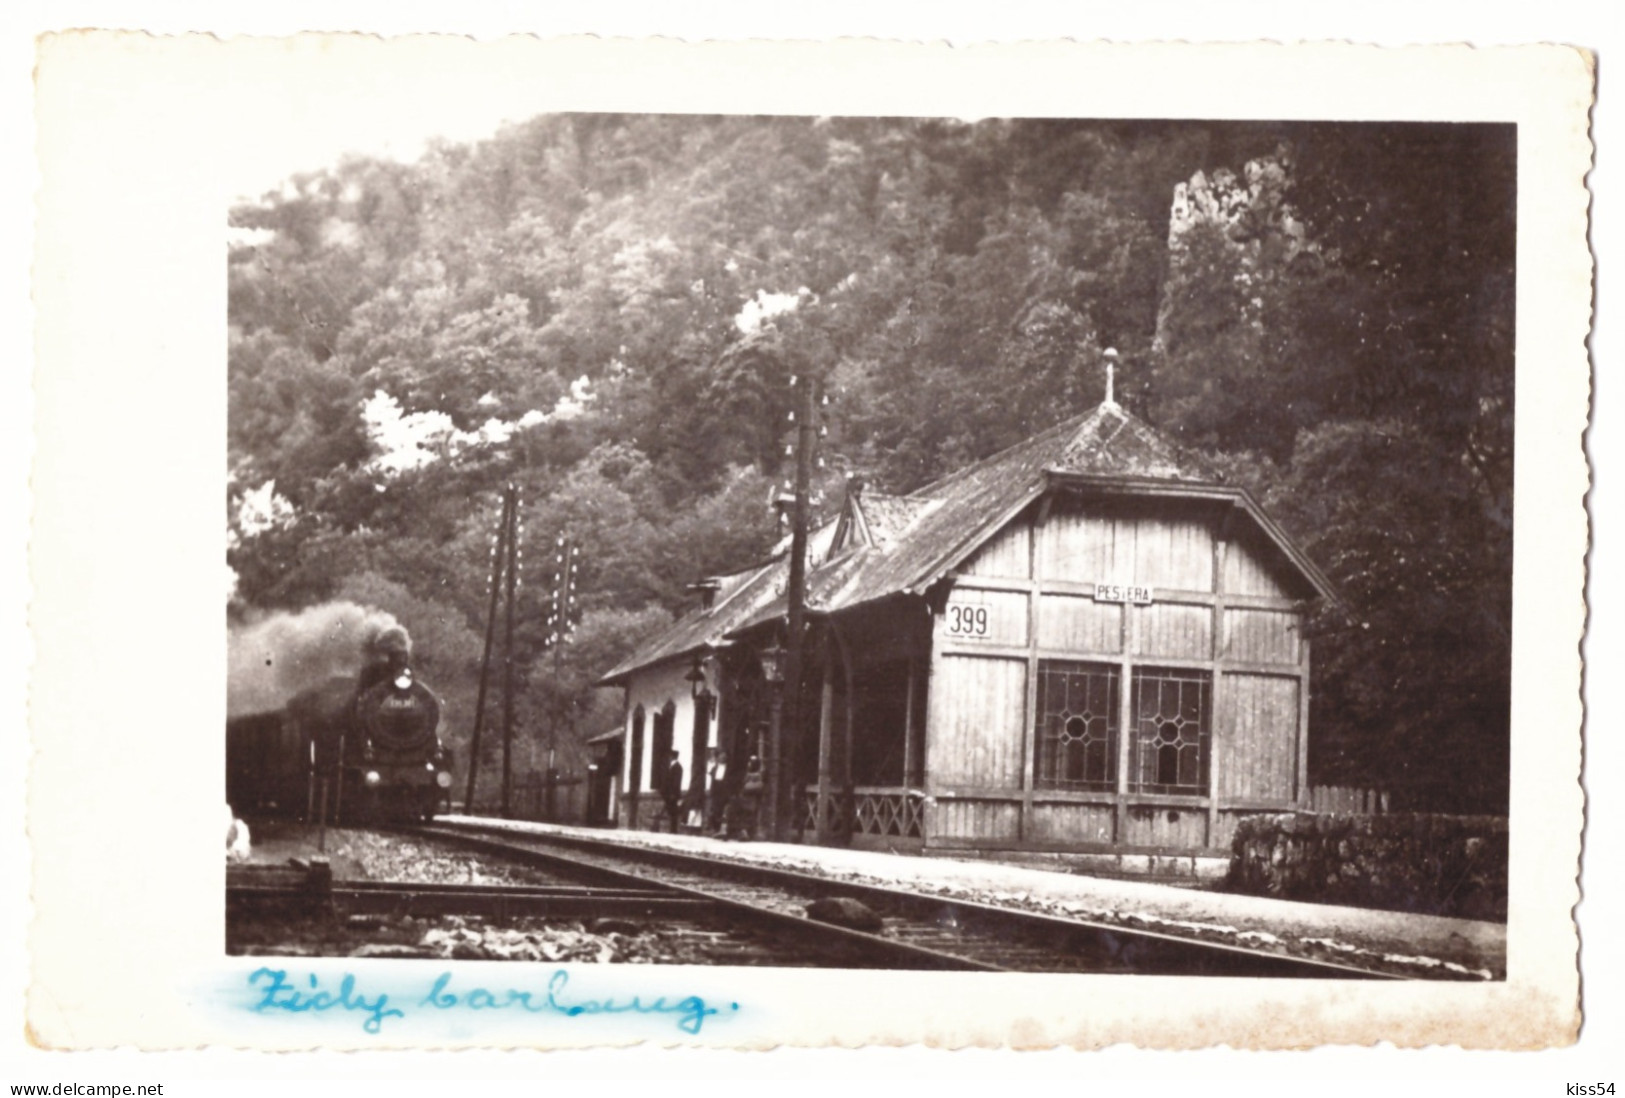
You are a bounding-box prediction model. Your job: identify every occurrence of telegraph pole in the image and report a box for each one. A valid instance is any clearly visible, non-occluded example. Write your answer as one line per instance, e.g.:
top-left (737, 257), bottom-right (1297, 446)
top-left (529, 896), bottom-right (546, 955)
top-left (773, 373), bottom-right (817, 841)
top-left (466, 486), bottom-right (514, 814)
top-left (547, 535), bottom-right (579, 820)
top-left (499, 485), bottom-right (521, 817)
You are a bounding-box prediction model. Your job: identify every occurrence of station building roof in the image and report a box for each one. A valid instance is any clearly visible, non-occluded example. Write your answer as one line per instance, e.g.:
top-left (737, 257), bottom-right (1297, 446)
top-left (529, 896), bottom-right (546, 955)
top-left (596, 399), bottom-right (1341, 686)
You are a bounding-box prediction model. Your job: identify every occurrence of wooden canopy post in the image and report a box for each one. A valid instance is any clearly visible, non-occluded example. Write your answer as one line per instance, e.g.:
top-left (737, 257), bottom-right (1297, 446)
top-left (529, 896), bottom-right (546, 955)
top-left (832, 620), bottom-right (856, 844)
top-left (902, 655), bottom-right (918, 789)
top-left (815, 638), bottom-right (834, 844)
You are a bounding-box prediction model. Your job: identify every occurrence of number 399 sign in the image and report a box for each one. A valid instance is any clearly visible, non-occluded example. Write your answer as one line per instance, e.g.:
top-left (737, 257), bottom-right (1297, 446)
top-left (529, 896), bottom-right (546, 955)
top-left (945, 603), bottom-right (991, 637)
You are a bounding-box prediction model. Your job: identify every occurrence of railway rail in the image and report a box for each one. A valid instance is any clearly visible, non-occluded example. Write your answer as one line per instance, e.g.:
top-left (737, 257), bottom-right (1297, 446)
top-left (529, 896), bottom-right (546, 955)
top-left (405, 821), bottom-right (1417, 979)
top-left (227, 861), bottom-right (714, 920)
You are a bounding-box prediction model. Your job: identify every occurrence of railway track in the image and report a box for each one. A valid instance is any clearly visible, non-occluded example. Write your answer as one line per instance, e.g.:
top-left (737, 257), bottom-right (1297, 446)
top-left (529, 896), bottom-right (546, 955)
top-left (406, 821), bottom-right (1413, 979)
top-left (227, 861), bottom-right (714, 920)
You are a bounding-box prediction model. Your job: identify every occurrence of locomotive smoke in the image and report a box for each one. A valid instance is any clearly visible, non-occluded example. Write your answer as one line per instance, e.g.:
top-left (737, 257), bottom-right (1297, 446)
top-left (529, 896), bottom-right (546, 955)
top-left (227, 602), bottom-right (412, 718)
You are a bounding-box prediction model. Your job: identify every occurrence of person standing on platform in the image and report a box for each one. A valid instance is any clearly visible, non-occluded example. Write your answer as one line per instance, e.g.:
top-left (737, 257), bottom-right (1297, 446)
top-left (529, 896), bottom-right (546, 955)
top-left (705, 746), bottom-right (729, 834)
top-left (660, 749), bottom-right (684, 833)
top-left (730, 754), bottom-right (764, 841)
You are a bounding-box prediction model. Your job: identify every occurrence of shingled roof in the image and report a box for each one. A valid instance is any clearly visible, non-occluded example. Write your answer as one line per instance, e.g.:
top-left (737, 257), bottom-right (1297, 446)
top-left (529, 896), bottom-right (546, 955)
top-left (596, 399), bottom-right (1338, 686)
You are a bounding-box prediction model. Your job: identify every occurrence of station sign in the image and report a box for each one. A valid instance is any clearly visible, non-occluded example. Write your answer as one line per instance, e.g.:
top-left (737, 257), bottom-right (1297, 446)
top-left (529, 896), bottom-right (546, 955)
top-left (1093, 583), bottom-right (1154, 605)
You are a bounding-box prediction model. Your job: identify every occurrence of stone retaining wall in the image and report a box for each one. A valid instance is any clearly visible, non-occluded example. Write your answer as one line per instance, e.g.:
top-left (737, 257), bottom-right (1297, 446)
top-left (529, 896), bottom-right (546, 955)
top-left (1227, 813), bottom-right (1508, 920)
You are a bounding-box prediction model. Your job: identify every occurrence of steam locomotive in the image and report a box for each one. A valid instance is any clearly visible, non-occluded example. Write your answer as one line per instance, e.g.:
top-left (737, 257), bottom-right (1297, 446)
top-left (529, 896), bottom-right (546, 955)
top-left (227, 638), bottom-right (453, 823)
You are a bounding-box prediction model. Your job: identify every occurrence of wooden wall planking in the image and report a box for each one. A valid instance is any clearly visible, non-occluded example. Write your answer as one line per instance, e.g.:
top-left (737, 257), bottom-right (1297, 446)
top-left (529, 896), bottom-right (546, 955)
top-left (1219, 673), bottom-right (1299, 802)
top-left (1223, 608), bottom-right (1301, 664)
top-left (1221, 525), bottom-right (1292, 598)
top-left (1038, 506), bottom-right (1120, 582)
top-left (1025, 802), bottom-right (1116, 844)
top-left (1132, 511), bottom-right (1214, 590)
top-left (1039, 503), bottom-right (1215, 590)
top-left (1136, 602), bottom-right (1211, 660)
top-left (1037, 593), bottom-right (1122, 653)
top-left (926, 655), bottom-right (1027, 788)
top-left (928, 797), bottom-right (1021, 842)
top-left (1121, 806), bottom-right (1209, 849)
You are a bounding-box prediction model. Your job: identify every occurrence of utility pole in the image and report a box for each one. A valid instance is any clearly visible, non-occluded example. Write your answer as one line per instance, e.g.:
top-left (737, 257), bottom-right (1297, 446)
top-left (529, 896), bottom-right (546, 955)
top-left (499, 485), bottom-right (522, 817)
top-left (547, 535), bottom-right (578, 820)
top-left (465, 487), bottom-right (513, 814)
top-left (773, 373), bottom-right (818, 841)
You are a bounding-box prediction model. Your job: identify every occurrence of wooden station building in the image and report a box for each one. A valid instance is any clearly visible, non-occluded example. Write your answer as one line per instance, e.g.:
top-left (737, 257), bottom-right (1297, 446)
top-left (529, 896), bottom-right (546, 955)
top-left (596, 392), bottom-right (1341, 870)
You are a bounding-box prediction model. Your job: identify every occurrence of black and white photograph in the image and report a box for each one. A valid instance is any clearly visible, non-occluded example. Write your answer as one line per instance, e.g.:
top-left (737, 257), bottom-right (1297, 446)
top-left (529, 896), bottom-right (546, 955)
top-left (23, 31), bottom-right (1593, 1064)
top-left (223, 114), bottom-right (1515, 982)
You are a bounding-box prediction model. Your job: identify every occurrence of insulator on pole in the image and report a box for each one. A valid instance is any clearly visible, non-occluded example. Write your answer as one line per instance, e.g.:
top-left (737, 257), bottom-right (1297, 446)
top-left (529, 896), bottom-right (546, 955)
top-left (788, 411), bottom-right (795, 423)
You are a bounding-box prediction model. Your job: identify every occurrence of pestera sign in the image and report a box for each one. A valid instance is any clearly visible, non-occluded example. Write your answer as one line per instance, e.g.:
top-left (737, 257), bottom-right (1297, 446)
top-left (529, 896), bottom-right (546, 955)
top-left (1093, 583), bottom-right (1154, 605)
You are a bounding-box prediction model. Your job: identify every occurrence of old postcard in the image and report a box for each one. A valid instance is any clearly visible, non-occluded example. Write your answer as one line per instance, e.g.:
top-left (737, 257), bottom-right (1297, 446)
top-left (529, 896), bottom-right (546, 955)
top-left (27, 34), bottom-right (1592, 1051)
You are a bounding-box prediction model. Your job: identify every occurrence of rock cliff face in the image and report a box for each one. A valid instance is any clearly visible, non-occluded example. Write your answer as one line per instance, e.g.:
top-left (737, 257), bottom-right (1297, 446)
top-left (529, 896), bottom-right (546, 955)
top-left (1167, 155), bottom-right (1302, 250)
top-left (1154, 150), bottom-right (1317, 363)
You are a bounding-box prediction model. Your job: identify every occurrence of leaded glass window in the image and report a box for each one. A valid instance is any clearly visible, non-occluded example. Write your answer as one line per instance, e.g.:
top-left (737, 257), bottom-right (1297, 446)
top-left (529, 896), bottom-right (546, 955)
top-left (1129, 667), bottom-right (1210, 794)
top-left (1034, 661), bottom-right (1118, 792)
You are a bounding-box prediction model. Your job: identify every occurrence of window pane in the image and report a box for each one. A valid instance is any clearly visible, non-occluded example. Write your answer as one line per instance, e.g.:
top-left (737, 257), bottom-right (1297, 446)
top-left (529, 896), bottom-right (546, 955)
top-left (1129, 667), bottom-right (1209, 794)
top-left (1034, 661), bottom-right (1118, 792)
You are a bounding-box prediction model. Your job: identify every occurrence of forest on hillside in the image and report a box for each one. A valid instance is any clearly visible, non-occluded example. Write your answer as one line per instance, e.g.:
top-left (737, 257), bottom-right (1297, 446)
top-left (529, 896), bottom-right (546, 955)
top-left (226, 115), bottom-right (1515, 812)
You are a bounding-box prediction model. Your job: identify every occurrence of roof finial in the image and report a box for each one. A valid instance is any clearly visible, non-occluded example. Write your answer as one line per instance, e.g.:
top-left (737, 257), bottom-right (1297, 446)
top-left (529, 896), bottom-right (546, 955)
top-left (1103, 347), bottom-right (1118, 407)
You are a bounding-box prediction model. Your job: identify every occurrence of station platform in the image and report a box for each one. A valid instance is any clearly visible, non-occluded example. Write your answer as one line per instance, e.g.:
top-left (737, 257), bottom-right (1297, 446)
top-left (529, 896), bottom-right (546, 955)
top-left (440, 815), bottom-right (1506, 979)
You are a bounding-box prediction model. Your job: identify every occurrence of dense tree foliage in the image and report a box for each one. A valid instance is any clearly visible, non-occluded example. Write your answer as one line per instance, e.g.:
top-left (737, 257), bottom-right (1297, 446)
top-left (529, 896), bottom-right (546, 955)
top-left (228, 116), bottom-right (1514, 812)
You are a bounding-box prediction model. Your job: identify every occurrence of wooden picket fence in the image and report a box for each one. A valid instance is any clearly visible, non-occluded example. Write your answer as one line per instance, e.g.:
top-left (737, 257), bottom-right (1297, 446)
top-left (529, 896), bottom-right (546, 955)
top-left (1306, 784), bottom-right (1389, 815)
top-left (458, 770), bottom-right (590, 823)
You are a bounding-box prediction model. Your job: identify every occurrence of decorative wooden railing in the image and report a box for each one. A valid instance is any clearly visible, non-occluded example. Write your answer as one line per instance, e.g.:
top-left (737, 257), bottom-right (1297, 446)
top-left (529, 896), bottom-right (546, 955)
top-left (802, 786), bottom-right (926, 839)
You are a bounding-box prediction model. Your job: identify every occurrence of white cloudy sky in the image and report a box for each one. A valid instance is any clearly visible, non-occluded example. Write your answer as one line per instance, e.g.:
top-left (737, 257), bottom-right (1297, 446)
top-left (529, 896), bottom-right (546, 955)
top-left (227, 110), bottom-right (495, 203)
top-left (220, 61), bottom-right (566, 204)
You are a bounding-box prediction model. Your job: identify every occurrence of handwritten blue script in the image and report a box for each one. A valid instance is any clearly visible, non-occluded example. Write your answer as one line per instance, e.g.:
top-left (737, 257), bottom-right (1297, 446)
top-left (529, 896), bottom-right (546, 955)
top-left (247, 968), bottom-right (738, 1035)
